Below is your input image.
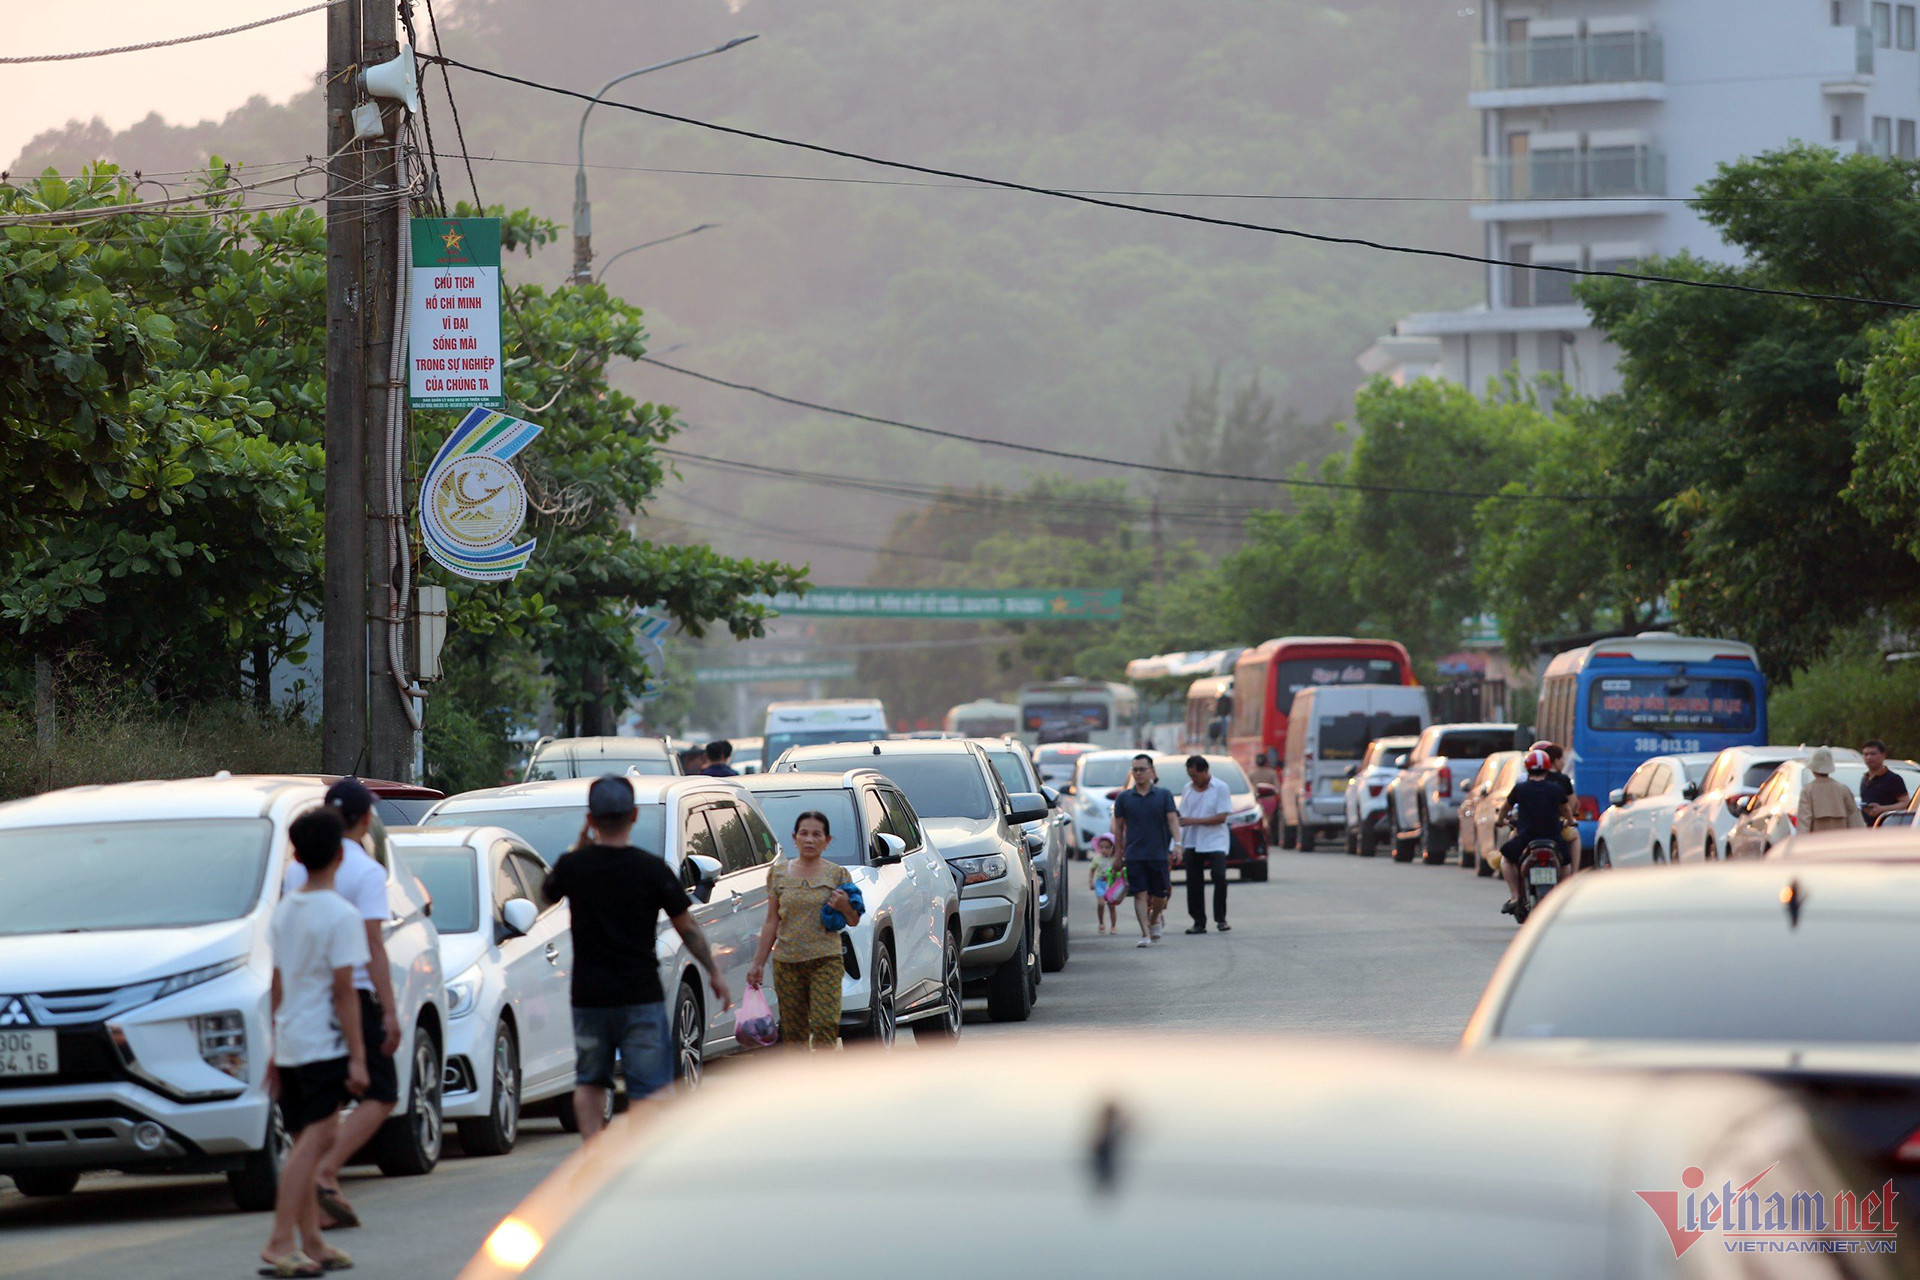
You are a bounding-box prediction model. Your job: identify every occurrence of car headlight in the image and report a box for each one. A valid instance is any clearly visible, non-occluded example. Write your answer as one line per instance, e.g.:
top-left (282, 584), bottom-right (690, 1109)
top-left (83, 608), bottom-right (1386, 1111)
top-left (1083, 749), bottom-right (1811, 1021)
top-left (950, 854), bottom-right (1009, 886)
top-left (191, 1011), bottom-right (249, 1082)
top-left (157, 957), bottom-right (247, 999)
top-left (1229, 808), bottom-right (1262, 827)
top-left (447, 970), bottom-right (483, 1020)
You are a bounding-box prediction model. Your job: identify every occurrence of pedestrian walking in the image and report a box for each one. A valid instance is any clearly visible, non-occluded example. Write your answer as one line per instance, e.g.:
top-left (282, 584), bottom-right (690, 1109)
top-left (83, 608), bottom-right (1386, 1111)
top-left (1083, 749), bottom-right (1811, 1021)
top-left (701, 740), bottom-right (738, 777)
top-left (1797, 747), bottom-right (1865, 834)
top-left (679, 745), bottom-right (709, 775)
top-left (1088, 833), bottom-right (1124, 934)
top-left (1179, 755), bottom-right (1234, 934)
top-left (259, 807), bottom-right (368, 1279)
top-left (540, 775), bottom-right (731, 1140)
top-left (746, 810), bottom-right (863, 1048)
top-left (281, 778), bottom-right (399, 1233)
top-left (1111, 753), bottom-right (1181, 947)
top-left (1860, 738), bottom-right (1909, 823)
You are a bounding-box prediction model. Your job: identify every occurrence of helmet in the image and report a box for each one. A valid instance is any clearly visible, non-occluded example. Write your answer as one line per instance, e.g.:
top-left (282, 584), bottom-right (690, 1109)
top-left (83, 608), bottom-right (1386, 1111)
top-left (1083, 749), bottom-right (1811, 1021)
top-left (1524, 748), bottom-right (1552, 774)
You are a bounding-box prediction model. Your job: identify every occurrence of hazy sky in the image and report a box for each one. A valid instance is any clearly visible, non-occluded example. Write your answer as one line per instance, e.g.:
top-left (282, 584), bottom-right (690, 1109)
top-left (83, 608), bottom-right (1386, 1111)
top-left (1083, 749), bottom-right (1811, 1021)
top-left (1, 2), bottom-right (325, 169)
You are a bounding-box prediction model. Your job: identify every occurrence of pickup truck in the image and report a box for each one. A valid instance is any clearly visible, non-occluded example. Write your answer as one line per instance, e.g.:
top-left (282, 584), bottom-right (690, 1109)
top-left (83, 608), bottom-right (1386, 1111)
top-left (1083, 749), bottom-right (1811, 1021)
top-left (1384, 723), bottom-right (1521, 864)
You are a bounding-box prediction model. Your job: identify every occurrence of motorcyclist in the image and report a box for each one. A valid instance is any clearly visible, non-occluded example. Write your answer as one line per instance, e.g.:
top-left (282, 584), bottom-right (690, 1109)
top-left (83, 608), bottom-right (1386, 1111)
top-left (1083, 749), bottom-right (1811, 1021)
top-left (1499, 748), bottom-right (1573, 917)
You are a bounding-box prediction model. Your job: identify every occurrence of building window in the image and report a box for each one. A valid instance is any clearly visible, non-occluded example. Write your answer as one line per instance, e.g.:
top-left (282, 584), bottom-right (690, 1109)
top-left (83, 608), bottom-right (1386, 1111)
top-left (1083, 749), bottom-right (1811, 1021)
top-left (1875, 1), bottom-right (1894, 44)
top-left (1833, 0), bottom-right (1845, 22)
top-left (1874, 115), bottom-right (1894, 155)
top-left (1902, 119), bottom-right (1917, 158)
top-left (1901, 4), bottom-right (1916, 47)
top-left (1506, 243), bottom-right (1533, 308)
top-left (1534, 266), bottom-right (1578, 308)
top-left (1834, 114), bottom-right (1846, 141)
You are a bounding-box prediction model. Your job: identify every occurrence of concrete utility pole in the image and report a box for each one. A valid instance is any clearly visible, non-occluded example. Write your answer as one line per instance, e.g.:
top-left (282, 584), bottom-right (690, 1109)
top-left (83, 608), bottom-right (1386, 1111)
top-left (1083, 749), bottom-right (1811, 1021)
top-left (322, 0), bottom-right (368, 775)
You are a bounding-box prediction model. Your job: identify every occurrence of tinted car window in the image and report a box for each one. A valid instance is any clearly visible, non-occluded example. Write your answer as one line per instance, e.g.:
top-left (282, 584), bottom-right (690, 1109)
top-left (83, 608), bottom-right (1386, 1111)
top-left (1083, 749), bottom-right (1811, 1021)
top-left (794, 754), bottom-right (996, 821)
top-left (1435, 729), bottom-right (1518, 759)
top-left (492, 851), bottom-right (524, 914)
top-left (375, 797), bottom-right (439, 826)
top-left (507, 849), bottom-right (554, 912)
top-left (739, 805), bottom-right (781, 863)
top-left (398, 847), bottom-right (479, 934)
top-left (425, 804), bottom-right (666, 864)
top-left (748, 789), bottom-right (862, 867)
top-left (1496, 914), bottom-right (1920, 1042)
top-left (880, 789), bottom-right (925, 852)
top-left (704, 804), bottom-right (760, 875)
top-left (985, 750), bottom-right (1033, 797)
top-left (1319, 713), bottom-right (1425, 761)
top-left (1743, 761), bottom-right (1787, 788)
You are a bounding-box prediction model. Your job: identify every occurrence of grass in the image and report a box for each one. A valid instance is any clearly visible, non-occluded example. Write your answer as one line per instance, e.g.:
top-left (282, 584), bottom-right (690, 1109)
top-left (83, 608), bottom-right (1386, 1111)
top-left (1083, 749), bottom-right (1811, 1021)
top-left (0, 698), bottom-right (319, 801)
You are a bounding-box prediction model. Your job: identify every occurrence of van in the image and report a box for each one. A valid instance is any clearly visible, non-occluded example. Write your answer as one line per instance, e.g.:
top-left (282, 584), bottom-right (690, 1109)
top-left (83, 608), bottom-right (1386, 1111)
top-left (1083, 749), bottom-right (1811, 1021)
top-left (762, 698), bottom-right (890, 768)
top-left (1280, 684), bottom-right (1431, 850)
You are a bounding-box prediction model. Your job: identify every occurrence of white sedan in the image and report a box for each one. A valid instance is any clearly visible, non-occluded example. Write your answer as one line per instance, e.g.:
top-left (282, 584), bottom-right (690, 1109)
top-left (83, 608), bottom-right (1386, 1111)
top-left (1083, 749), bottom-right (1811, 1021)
top-left (1727, 758), bottom-right (1920, 860)
top-left (1667, 745), bottom-right (1858, 862)
top-left (1590, 752), bottom-right (1716, 868)
top-left (390, 827), bottom-right (579, 1153)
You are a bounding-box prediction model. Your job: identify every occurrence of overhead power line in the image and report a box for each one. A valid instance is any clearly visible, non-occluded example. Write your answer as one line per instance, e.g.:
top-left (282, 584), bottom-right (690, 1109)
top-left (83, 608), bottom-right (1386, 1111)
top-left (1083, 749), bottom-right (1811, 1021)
top-left (0, 1), bottom-right (342, 64)
top-left (430, 54), bottom-right (1920, 313)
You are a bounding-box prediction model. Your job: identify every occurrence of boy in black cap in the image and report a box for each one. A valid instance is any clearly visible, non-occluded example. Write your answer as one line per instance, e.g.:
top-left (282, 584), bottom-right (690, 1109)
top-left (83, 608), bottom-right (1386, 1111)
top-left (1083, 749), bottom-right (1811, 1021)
top-left (542, 775), bottom-right (732, 1139)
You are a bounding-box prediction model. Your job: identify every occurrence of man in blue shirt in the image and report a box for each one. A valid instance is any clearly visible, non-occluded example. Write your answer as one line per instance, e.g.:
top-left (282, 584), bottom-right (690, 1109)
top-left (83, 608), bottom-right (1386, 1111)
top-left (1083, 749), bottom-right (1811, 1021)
top-left (1112, 754), bottom-right (1182, 948)
top-left (700, 740), bottom-right (738, 777)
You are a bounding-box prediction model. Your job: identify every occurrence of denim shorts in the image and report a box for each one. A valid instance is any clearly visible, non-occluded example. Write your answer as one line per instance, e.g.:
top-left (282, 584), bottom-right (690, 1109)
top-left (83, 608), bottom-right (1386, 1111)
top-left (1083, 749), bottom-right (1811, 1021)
top-left (572, 1001), bottom-right (672, 1100)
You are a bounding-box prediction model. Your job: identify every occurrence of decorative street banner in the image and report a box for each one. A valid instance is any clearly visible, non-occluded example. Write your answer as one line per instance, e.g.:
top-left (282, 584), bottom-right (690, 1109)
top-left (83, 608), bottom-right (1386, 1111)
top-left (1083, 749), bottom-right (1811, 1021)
top-left (693, 662), bottom-right (858, 685)
top-left (409, 217), bottom-right (504, 409)
top-left (766, 588), bottom-right (1123, 621)
top-left (419, 407), bottom-right (542, 581)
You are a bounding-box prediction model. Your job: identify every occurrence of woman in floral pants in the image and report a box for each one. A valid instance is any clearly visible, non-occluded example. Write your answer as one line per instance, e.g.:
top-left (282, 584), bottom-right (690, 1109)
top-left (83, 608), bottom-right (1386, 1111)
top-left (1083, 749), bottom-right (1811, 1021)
top-left (746, 811), bottom-right (861, 1048)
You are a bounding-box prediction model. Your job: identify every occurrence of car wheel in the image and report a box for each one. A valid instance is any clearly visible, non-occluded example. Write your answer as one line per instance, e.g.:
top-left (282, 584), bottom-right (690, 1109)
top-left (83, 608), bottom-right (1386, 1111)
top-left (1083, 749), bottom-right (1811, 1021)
top-left (1345, 825), bottom-right (1357, 856)
top-left (1706, 838), bottom-right (1718, 862)
top-left (227, 1103), bottom-right (288, 1211)
top-left (673, 980), bottom-right (705, 1085)
top-left (374, 1026), bottom-right (443, 1177)
top-left (554, 1086), bottom-right (614, 1134)
top-left (1392, 831), bottom-right (1417, 862)
top-left (1041, 905), bottom-right (1069, 973)
top-left (986, 919), bottom-right (1035, 1022)
top-left (850, 941), bottom-right (898, 1045)
top-left (1652, 843), bottom-right (1666, 865)
top-left (1359, 817), bottom-right (1379, 858)
top-left (457, 1023), bottom-right (520, 1157)
top-left (1419, 804), bottom-right (1448, 864)
top-left (11, 1169), bottom-right (82, 1197)
top-left (1280, 821), bottom-right (1298, 850)
top-left (1594, 842), bottom-right (1612, 871)
top-left (1242, 859), bottom-right (1269, 882)
top-left (916, 929), bottom-right (963, 1041)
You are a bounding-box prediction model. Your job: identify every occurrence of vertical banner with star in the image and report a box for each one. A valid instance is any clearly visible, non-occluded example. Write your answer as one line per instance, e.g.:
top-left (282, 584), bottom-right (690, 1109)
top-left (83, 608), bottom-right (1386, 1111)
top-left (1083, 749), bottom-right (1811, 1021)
top-left (408, 218), bottom-right (504, 410)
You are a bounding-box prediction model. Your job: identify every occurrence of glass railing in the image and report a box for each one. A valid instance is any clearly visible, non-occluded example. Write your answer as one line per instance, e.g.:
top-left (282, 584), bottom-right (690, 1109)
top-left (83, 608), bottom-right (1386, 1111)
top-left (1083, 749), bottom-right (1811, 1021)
top-left (1474, 148), bottom-right (1666, 202)
top-left (1472, 31), bottom-right (1663, 91)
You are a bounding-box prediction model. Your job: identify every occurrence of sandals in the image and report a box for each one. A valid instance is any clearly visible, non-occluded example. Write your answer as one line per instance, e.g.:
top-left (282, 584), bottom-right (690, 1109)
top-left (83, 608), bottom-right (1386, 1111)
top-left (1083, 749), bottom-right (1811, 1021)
top-left (258, 1254), bottom-right (323, 1278)
top-left (313, 1250), bottom-right (354, 1272)
top-left (315, 1187), bottom-right (359, 1230)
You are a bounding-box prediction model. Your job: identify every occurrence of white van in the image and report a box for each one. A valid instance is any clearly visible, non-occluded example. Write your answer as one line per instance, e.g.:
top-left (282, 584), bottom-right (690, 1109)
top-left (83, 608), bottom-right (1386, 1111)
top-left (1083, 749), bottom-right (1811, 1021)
top-left (1280, 685), bottom-right (1431, 850)
top-left (762, 698), bottom-right (890, 769)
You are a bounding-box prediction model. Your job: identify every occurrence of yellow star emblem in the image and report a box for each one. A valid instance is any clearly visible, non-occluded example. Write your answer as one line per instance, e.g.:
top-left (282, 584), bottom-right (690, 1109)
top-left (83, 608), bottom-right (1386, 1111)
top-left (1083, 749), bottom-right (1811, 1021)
top-left (441, 226), bottom-right (465, 254)
top-left (1052, 595), bottom-right (1070, 614)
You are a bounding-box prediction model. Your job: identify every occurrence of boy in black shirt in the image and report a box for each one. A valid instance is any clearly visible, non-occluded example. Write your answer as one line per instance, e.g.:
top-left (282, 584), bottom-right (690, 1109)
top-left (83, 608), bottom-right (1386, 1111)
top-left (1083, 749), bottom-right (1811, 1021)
top-left (1500, 750), bottom-right (1573, 916)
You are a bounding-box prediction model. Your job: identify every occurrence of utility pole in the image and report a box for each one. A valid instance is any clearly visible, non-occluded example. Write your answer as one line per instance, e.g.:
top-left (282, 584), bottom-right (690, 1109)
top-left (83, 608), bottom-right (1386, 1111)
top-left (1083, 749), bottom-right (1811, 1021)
top-left (1150, 494), bottom-right (1166, 587)
top-left (321, 0), bottom-right (368, 774)
top-left (363, 0), bottom-right (414, 782)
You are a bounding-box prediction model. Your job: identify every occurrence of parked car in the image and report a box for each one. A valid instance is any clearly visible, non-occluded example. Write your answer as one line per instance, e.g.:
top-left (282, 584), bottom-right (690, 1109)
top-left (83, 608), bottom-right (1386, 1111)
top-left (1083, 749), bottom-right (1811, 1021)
top-left (1465, 753), bottom-right (1529, 878)
top-left (738, 772), bottom-right (963, 1042)
top-left (1342, 736), bottom-right (1419, 858)
top-left (1591, 752), bottom-right (1718, 868)
top-left (730, 737), bottom-right (765, 775)
top-left (1279, 685), bottom-right (1429, 852)
top-left (1769, 830), bottom-right (1920, 862)
top-left (423, 774), bottom-right (784, 1083)
top-left (1725, 758), bottom-right (1920, 860)
top-left (0, 776), bottom-right (447, 1207)
top-left (979, 739), bottom-right (1074, 969)
top-left (1462, 861), bottom-right (1920, 1217)
top-left (1150, 753), bottom-right (1269, 881)
top-left (1454, 751), bottom-right (1519, 872)
top-left (523, 736), bottom-right (680, 782)
top-left (1668, 746), bottom-right (1857, 863)
top-left (1384, 723), bottom-right (1521, 864)
top-left (458, 1039), bottom-right (1880, 1280)
top-left (1059, 748), bottom-right (1136, 856)
top-left (388, 826), bottom-right (577, 1155)
top-left (775, 739), bottom-right (1045, 1023)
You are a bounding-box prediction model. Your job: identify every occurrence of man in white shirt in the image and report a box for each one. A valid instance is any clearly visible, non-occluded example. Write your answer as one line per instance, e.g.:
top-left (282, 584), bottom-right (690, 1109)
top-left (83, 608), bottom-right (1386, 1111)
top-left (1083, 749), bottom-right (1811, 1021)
top-left (1178, 755), bottom-right (1234, 935)
top-left (282, 777), bottom-right (399, 1230)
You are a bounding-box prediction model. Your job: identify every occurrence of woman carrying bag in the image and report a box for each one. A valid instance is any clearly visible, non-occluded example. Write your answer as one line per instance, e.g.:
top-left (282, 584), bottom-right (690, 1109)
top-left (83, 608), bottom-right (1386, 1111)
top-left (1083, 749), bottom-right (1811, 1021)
top-left (746, 811), bottom-right (863, 1049)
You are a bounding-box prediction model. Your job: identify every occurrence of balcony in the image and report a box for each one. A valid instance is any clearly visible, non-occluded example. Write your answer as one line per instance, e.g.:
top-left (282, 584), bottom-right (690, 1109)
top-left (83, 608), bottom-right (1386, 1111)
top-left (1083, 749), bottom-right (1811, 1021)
top-left (1470, 31), bottom-right (1663, 107)
top-left (1472, 147), bottom-right (1665, 222)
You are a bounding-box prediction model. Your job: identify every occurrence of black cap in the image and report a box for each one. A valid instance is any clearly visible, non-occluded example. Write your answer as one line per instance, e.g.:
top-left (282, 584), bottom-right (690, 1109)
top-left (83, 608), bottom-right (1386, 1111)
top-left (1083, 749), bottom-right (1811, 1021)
top-left (588, 774), bottom-right (636, 818)
top-left (325, 776), bottom-right (375, 824)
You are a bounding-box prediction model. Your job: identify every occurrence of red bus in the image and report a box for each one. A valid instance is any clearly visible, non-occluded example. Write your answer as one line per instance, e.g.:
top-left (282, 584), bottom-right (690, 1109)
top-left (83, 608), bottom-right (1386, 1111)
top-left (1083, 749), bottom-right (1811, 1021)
top-left (1227, 637), bottom-right (1417, 775)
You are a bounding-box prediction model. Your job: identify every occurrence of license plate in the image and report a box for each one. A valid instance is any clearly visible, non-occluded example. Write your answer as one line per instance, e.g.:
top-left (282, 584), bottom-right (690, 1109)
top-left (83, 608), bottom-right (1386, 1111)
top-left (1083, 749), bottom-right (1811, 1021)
top-left (1328, 778), bottom-right (1348, 793)
top-left (1527, 866), bottom-right (1558, 887)
top-left (0, 1028), bottom-right (57, 1077)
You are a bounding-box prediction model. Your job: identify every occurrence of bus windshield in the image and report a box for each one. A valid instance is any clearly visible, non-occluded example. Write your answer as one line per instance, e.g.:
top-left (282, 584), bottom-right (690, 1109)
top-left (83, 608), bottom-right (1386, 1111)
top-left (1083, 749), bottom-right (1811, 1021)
top-left (1272, 657), bottom-right (1406, 708)
top-left (1587, 676), bottom-right (1757, 734)
top-left (1022, 702), bottom-right (1110, 734)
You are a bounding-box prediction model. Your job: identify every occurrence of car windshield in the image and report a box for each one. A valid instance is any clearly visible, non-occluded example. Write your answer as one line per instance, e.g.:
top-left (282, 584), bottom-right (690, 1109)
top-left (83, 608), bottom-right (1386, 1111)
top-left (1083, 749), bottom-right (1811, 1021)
top-left (423, 804), bottom-right (666, 863)
top-left (1495, 913), bottom-right (1920, 1042)
top-left (0, 819), bottom-right (274, 934)
top-left (746, 789), bottom-right (861, 866)
top-left (401, 847), bottom-right (480, 933)
top-left (1079, 757), bottom-right (1132, 788)
top-left (796, 754), bottom-right (995, 821)
top-left (985, 750), bottom-right (1032, 797)
top-left (764, 728), bottom-right (887, 765)
top-left (1436, 729), bottom-right (1517, 759)
top-left (529, 754), bottom-right (673, 780)
top-left (1319, 712), bottom-right (1426, 761)
top-left (1154, 758), bottom-right (1250, 793)
top-left (1742, 760), bottom-right (1791, 787)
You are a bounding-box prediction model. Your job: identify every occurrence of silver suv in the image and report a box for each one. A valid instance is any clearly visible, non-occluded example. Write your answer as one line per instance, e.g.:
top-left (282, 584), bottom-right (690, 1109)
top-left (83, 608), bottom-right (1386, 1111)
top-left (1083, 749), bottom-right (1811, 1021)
top-left (523, 736), bottom-right (679, 781)
top-left (775, 740), bottom-right (1046, 1022)
top-left (978, 738), bottom-right (1072, 974)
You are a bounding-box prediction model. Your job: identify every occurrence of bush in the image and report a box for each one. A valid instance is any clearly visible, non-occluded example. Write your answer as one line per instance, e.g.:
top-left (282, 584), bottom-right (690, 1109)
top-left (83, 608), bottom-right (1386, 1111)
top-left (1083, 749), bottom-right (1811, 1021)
top-left (0, 694), bottom-right (317, 801)
top-left (1769, 633), bottom-right (1920, 758)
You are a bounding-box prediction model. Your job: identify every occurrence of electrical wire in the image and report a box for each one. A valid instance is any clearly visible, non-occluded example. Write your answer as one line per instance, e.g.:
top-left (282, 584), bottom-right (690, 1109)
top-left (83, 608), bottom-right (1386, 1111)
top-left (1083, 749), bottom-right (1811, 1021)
top-left (429, 54), bottom-right (1920, 313)
top-left (422, 0), bottom-right (484, 212)
top-left (0, 1), bottom-right (343, 64)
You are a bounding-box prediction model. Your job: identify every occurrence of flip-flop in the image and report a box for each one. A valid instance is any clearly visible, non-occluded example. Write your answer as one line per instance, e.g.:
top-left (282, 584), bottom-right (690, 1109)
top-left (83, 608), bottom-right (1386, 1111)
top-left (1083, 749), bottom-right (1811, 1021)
top-left (312, 1250), bottom-right (354, 1272)
top-left (315, 1187), bottom-right (359, 1230)
top-left (258, 1252), bottom-right (323, 1278)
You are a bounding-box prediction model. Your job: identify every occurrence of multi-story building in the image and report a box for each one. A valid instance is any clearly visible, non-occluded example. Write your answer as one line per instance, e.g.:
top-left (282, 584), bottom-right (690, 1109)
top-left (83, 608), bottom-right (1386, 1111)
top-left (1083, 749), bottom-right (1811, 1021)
top-left (1362, 0), bottom-right (1920, 395)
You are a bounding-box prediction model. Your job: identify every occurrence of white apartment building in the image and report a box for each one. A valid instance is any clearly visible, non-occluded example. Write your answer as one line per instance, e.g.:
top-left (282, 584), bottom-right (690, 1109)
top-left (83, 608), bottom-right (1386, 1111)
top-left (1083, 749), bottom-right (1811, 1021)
top-left (1362, 0), bottom-right (1920, 396)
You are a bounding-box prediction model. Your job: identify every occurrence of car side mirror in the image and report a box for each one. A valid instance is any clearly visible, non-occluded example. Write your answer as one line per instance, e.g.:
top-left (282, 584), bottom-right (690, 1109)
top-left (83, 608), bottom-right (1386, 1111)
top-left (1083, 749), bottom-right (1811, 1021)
top-left (1042, 785), bottom-right (1063, 809)
top-left (685, 853), bottom-right (724, 903)
top-left (1727, 795), bottom-right (1751, 816)
top-left (1024, 832), bottom-right (1045, 855)
top-left (1682, 783), bottom-right (1699, 800)
top-left (500, 897), bottom-right (538, 938)
top-left (1007, 792), bottom-right (1048, 824)
top-left (1608, 789), bottom-right (1626, 808)
top-left (1255, 783), bottom-right (1277, 800)
top-left (1060, 782), bottom-right (1076, 796)
top-left (871, 832), bottom-right (907, 865)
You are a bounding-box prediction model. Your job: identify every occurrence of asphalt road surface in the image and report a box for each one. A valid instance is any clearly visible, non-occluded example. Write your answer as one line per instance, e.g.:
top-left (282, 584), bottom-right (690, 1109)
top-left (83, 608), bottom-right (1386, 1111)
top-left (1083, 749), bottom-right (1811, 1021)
top-left (0, 848), bottom-right (1515, 1279)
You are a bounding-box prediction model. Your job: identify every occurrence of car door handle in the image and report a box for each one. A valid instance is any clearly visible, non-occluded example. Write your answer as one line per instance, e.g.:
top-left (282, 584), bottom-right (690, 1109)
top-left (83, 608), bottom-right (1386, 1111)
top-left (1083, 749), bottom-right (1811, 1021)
top-left (544, 943), bottom-right (560, 965)
top-left (730, 893), bottom-right (745, 913)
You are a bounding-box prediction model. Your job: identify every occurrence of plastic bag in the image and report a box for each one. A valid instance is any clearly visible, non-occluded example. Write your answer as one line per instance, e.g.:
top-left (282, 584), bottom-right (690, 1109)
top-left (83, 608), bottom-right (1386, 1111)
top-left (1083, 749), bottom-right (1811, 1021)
top-left (734, 984), bottom-right (779, 1049)
top-left (1095, 868), bottom-right (1127, 904)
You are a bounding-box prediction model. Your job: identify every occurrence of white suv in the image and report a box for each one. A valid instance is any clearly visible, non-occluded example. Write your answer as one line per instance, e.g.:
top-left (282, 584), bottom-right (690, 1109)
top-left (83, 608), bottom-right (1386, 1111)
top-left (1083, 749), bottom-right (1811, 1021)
top-left (0, 776), bottom-right (448, 1207)
top-left (1669, 746), bottom-right (1859, 862)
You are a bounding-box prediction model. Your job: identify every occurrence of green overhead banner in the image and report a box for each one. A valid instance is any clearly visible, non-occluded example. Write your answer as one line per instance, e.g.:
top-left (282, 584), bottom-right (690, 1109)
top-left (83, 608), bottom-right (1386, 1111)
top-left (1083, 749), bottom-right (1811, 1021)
top-left (767, 588), bottom-right (1122, 621)
top-left (692, 662), bottom-right (858, 685)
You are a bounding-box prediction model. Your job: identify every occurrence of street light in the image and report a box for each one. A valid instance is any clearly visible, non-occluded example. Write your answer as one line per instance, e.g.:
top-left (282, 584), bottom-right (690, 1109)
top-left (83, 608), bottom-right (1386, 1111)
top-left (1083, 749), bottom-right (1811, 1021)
top-left (571, 36), bottom-right (759, 283)
top-left (594, 222), bottom-right (721, 283)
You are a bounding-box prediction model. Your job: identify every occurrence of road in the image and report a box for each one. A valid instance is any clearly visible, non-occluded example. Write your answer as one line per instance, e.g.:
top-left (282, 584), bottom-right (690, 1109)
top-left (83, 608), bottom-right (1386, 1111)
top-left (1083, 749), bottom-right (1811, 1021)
top-left (0, 848), bottom-right (1514, 1279)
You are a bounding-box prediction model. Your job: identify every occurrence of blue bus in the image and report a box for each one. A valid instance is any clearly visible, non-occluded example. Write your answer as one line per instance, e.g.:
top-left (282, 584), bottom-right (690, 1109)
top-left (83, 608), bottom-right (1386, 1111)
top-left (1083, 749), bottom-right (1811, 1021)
top-left (1535, 632), bottom-right (1767, 855)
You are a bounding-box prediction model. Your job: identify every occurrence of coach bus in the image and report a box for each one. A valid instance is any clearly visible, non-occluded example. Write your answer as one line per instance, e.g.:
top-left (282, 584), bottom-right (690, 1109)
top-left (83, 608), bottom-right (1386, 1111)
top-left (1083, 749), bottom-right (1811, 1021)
top-left (1227, 637), bottom-right (1417, 776)
top-left (1016, 678), bottom-right (1139, 749)
top-left (1125, 649), bottom-right (1241, 753)
top-left (943, 699), bottom-right (1020, 738)
top-left (1185, 675), bottom-right (1234, 751)
top-left (1535, 631), bottom-right (1767, 855)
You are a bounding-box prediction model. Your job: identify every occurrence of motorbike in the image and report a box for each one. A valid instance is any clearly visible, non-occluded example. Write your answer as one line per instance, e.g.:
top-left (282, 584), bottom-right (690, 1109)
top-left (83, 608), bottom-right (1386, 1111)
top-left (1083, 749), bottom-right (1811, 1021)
top-left (1513, 837), bottom-right (1564, 924)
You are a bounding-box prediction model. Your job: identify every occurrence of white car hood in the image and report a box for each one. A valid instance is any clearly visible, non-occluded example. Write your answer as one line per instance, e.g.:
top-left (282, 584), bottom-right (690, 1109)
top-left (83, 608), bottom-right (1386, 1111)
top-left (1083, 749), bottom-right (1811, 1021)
top-left (919, 816), bottom-right (1005, 860)
top-left (437, 931), bottom-right (492, 980)
top-left (0, 918), bottom-right (257, 993)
